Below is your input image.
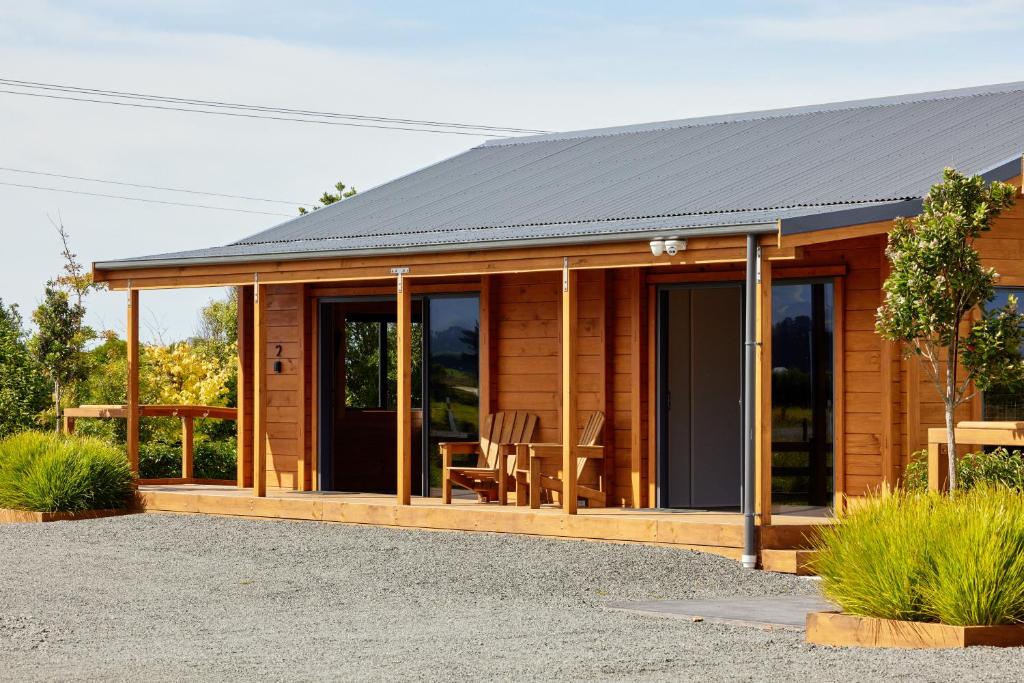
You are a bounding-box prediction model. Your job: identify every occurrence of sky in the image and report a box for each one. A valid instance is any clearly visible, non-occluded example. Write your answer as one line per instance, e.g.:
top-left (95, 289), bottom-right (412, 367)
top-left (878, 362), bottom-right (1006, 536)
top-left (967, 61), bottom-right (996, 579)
top-left (2, 0), bottom-right (1024, 342)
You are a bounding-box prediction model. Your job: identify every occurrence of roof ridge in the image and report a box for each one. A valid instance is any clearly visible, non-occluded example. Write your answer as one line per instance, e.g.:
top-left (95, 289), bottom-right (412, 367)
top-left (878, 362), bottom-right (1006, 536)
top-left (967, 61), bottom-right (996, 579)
top-left (484, 81), bottom-right (1024, 147)
top-left (231, 196), bottom-right (912, 247)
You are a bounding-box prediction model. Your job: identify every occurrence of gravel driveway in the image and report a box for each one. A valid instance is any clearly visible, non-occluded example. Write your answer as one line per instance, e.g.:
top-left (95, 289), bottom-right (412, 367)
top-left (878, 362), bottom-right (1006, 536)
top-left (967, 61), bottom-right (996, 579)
top-left (1, 514), bottom-right (1021, 682)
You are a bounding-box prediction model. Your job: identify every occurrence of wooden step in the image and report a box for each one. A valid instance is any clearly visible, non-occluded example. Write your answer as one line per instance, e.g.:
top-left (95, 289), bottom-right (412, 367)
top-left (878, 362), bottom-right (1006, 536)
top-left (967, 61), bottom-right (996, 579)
top-left (760, 548), bottom-right (819, 575)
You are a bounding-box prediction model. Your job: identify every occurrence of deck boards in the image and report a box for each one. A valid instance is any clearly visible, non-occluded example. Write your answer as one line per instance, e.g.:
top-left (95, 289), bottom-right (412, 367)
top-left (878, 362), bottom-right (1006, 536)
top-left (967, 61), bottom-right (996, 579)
top-left (135, 485), bottom-right (828, 561)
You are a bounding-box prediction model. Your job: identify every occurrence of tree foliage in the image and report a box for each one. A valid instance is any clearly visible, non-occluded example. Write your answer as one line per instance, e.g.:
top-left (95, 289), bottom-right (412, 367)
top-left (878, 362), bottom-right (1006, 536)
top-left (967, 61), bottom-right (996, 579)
top-left (0, 300), bottom-right (49, 437)
top-left (196, 288), bottom-right (238, 346)
top-left (876, 168), bottom-right (1024, 489)
top-left (30, 284), bottom-right (92, 430)
top-left (297, 180), bottom-right (357, 214)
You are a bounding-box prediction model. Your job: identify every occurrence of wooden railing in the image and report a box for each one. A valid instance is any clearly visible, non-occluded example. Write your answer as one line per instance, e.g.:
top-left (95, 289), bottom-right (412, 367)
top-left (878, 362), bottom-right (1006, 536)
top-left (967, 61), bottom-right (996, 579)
top-left (63, 404), bottom-right (238, 485)
top-left (927, 421), bottom-right (1024, 491)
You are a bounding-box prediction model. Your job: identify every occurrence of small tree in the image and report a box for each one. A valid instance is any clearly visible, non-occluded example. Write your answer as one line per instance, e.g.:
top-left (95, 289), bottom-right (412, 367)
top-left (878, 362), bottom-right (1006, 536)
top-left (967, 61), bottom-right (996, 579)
top-left (29, 219), bottom-right (102, 431)
top-left (297, 180), bottom-right (356, 214)
top-left (30, 285), bottom-right (91, 430)
top-left (0, 300), bottom-right (49, 436)
top-left (877, 168), bottom-right (1024, 490)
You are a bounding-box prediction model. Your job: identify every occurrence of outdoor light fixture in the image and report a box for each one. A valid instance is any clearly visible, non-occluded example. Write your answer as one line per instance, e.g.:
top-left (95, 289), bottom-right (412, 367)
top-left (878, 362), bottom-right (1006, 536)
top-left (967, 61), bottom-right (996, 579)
top-left (650, 237), bottom-right (686, 256)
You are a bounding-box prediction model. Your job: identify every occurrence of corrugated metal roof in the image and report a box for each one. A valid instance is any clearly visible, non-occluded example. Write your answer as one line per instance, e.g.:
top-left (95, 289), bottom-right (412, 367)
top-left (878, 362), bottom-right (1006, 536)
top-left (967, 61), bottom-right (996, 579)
top-left (98, 82), bottom-right (1024, 269)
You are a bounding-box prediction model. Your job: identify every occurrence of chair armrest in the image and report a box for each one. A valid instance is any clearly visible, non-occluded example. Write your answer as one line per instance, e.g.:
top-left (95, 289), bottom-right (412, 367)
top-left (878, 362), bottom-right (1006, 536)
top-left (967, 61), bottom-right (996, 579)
top-left (525, 444), bottom-right (604, 461)
top-left (438, 442), bottom-right (480, 455)
top-left (525, 443), bottom-right (562, 460)
top-left (440, 441), bottom-right (479, 472)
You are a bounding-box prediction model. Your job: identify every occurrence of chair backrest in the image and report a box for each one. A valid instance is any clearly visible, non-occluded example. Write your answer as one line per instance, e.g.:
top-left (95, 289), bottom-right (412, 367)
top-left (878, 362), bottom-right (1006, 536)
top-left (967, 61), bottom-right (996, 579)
top-left (479, 411), bottom-right (539, 473)
top-left (576, 411), bottom-right (605, 479)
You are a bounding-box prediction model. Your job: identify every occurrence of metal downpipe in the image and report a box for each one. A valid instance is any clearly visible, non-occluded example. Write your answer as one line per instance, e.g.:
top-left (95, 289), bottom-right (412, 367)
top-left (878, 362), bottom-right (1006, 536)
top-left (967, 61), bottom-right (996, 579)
top-left (742, 234), bottom-right (758, 569)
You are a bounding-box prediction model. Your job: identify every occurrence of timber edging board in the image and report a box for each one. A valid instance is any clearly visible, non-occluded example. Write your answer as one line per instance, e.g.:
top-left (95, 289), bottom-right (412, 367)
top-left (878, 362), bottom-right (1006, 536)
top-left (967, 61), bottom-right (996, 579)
top-left (0, 508), bottom-right (130, 524)
top-left (806, 612), bottom-right (1024, 649)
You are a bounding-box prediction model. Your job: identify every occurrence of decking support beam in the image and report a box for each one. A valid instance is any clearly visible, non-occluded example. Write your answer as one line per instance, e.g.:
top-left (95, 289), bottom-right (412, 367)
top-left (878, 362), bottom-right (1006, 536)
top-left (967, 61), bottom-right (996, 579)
top-left (126, 288), bottom-right (140, 476)
top-left (253, 280), bottom-right (267, 497)
top-left (561, 262), bottom-right (579, 514)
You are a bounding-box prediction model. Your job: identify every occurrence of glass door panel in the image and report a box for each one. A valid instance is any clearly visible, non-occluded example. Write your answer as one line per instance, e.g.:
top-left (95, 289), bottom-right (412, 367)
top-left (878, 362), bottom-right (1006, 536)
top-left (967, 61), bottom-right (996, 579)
top-left (771, 282), bottom-right (834, 507)
top-left (424, 295), bottom-right (480, 496)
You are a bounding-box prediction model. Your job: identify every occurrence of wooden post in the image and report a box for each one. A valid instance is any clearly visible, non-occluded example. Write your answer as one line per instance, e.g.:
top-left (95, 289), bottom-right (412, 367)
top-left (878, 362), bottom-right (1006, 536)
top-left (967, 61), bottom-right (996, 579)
top-left (181, 415), bottom-right (194, 480)
top-left (310, 297), bottom-right (319, 491)
top-left (296, 284), bottom-right (309, 492)
top-left (62, 415), bottom-right (75, 435)
top-left (756, 257), bottom-right (773, 525)
top-left (126, 288), bottom-right (140, 476)
top-left (927, 439), bottom-right (948, 492)
top-left (562, 262), bottom-right (579, 514)
top-left (479, 275), bottom-right (493, 420)
top-left (396, 271), bottom-right (412, 505)
top-left (236, 285), bottom-right (254, 488)
top-left (646, 283), bottom-right (657, 509)
top-left (833, 277), bottom-right (847, 511)
top-left (599, 271), bottom-right (615, 504)
top-left (253, 281), bottom-right (267, 497)
top-left (629, 268), bottom-right (644, 509)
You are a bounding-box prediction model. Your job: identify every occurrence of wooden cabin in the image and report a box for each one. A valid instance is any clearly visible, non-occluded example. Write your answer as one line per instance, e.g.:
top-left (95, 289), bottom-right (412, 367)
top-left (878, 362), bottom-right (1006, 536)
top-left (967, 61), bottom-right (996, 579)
top-left (92, 82), bottom-right (1024, 568)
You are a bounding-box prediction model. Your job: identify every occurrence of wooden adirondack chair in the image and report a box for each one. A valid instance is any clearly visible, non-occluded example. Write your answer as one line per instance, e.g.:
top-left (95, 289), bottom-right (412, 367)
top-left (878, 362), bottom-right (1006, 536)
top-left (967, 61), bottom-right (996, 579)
top-left (514, 411), bottom-right (606, 509)
top-left (441, 411), bottom-right (539, 505)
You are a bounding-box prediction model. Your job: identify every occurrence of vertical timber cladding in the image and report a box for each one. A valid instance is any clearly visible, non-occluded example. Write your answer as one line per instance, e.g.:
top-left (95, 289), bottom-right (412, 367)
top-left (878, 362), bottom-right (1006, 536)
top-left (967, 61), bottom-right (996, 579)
top-left (801, 235), bottom-right (890, 497)
top-left (263, 283), bottom-right (305, 490)
top-left (491, 271), bottom-right (618, 500)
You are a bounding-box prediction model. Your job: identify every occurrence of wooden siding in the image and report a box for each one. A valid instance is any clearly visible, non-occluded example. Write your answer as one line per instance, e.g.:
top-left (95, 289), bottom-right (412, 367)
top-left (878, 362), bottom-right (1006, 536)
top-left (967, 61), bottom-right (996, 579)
top-left (263, 283), bottom-right (305, 491)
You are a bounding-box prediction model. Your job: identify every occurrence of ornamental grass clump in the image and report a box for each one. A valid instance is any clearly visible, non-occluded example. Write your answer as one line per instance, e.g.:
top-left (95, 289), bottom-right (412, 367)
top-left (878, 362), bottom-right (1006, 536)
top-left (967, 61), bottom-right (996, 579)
top-left (0, 431), bottom-right (133, 512)
top-left (813, 487), bottom-right (1024, 625)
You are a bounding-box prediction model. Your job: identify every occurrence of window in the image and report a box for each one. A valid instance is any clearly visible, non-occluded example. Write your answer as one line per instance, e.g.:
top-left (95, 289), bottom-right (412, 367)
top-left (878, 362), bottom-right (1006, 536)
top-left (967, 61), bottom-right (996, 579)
top-left (982, 287), bottom-right (1024, 420)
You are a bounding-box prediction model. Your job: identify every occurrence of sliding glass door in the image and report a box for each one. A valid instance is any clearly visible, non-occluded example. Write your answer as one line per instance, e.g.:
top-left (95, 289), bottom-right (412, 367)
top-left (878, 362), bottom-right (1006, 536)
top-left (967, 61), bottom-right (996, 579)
top-left (422, 295), bottom-right (480, 496)
top-left (771, 282), bottom-right (834, 508)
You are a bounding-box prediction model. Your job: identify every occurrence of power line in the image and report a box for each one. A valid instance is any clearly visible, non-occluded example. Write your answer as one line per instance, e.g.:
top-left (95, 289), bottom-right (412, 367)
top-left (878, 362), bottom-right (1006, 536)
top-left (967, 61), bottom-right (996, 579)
top-left (0, 166), bottom-right (308, 206)
top-left (0, 89), bottom-right (497, 137)
top-left (0, 180), bottom-right (294, 217)
top-left (0, 77), bottom-right (550, 134)
top-left (0, 77), bottom-right (552, 137)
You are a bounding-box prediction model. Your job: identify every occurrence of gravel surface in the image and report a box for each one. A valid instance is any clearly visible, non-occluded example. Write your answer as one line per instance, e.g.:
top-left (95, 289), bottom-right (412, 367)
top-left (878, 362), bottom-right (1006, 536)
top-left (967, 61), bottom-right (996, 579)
top-left (1, 514), bottom-right (1022, 682)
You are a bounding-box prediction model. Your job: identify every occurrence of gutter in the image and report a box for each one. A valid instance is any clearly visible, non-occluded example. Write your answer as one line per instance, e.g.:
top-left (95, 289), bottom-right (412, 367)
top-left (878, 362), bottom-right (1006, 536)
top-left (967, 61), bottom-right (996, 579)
top-left (94, 221), bottom-right (780, 272)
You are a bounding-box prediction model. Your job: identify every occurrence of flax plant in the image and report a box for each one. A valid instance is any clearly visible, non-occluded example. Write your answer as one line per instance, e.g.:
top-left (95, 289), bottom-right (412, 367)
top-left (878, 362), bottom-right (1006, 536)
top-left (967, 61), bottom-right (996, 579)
top-left (812, 487), bottom-right (1024, 625)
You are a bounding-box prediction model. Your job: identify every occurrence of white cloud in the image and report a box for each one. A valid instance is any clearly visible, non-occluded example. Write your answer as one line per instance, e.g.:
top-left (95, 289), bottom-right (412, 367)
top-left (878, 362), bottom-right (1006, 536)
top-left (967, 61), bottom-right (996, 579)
top-left (2, 1), bottom-right (1022, 341)
top-left (720, 0), bottom-right (1024, 43)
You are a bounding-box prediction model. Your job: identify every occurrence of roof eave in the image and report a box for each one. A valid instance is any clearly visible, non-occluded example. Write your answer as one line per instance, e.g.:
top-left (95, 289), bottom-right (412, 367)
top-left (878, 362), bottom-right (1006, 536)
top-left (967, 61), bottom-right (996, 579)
top-left (93, 221), bottom-right (780, 272)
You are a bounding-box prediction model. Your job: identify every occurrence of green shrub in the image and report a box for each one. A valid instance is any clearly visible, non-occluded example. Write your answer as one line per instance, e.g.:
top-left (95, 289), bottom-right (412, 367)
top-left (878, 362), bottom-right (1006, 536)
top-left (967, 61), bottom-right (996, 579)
top-left (812, 487), bottom-right (1024, 625)
top-left (904, 447), bottom-right (1024, 492)
top-left (0, 432), bottom-right (133, 512)
top-left (139, 438), bottom-right (236, 480)
top-left (194, 439), bottom-right (236, 480)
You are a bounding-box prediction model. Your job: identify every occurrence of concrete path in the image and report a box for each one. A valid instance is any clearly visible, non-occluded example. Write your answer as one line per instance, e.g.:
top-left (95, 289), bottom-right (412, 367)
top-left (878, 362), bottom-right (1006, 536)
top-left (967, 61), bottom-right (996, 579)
top-left (606, 594), bottom-right (834, 630)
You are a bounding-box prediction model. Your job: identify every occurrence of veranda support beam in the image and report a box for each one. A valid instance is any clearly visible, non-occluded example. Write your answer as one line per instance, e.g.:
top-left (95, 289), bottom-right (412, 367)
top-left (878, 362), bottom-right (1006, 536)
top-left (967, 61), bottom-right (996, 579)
top-left (126, 288), bottom-right (140, 476)
top-left (181, 416), bottom-right (194, 479)
top-left (253, 281), bottom-right (268, 497)
top-left (561, 263), bottom-right (579, 514)
top-left (396, 272), bottom-right (413, 505)
top-left (629, 269), bottom-right (644, 508)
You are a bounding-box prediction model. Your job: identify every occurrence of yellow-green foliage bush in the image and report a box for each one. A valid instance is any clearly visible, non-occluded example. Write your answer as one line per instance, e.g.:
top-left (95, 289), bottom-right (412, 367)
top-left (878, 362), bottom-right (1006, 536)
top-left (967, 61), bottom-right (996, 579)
top-left (0, 432), bottom-right (133, 512)
top-left (812, 487), bottom-right (1024, 625)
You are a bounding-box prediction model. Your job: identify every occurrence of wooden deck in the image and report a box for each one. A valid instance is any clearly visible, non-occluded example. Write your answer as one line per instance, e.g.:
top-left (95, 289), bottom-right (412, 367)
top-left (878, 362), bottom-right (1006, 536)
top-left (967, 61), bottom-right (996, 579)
top-left (135, 485), bottom-right (830, 562)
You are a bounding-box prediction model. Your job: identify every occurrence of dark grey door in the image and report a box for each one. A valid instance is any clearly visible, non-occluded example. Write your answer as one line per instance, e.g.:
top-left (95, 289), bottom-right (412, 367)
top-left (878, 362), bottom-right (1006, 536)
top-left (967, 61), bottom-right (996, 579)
top-left (663, 286), bottom-right (743, 508)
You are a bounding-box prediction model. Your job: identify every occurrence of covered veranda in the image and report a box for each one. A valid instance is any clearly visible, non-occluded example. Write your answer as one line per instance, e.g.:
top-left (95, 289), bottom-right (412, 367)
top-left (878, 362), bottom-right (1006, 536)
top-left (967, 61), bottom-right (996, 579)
top-left (95, 229), bottom-right (835, 568)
